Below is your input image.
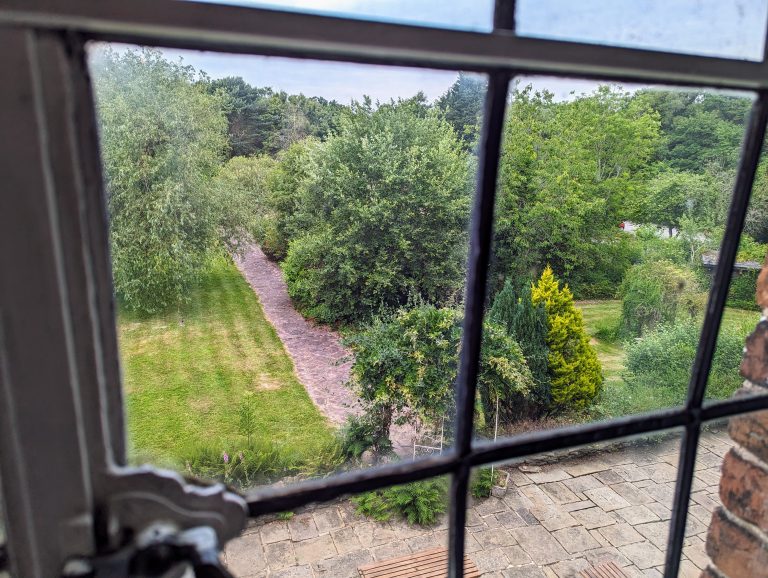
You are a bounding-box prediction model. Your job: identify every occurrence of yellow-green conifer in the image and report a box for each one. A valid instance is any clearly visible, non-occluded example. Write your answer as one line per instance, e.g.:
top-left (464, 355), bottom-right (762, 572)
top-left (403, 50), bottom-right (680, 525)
top-left (531, 266), bottom-right (603, 409)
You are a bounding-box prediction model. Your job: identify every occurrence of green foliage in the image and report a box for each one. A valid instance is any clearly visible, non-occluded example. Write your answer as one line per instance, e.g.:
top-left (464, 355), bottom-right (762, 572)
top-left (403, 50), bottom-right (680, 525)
top-left (635, 90), bottom-right (751, 173)
top-left (488, 280), bottom-right (551, 409)
top-left (282, 97), bottom-right (472, 324)
top-left (92, 48), bottom-right (235, 314)
top-left (183, 436), bottom-right (343, 489)
top-left (345, 305), bottom-right (535, 448)
top-left (619, 260), bottom-right (705, 337)
top-left (470, 468), bottom-right (500, 499)
top-left (531, 267), bottom-right (603, 410)
top-left (259, 139), bottom-right (320, 260)
top-left (632, 169), bottom-right (723, 236)
top-left (624, 321), bottom-right (745, 405)
top-left (353, 478), bottom-right (448, 525)
top-left (726, 272), bottom-right (759, 311)
top-left (435, 73), bottom-right (486, 149)
top-left (210, 155), bottom-right (278, 247)
top-left (337, 414), bottom-right (392, 460)
top-left (206, 75), bottom-right (344, 157)
top-left (492, 85), bottom-right (661, 293)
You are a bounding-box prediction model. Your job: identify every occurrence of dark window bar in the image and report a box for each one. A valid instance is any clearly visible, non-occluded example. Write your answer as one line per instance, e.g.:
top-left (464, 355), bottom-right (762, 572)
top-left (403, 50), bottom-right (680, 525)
top-left (4, 1), bottom-right (768, 577)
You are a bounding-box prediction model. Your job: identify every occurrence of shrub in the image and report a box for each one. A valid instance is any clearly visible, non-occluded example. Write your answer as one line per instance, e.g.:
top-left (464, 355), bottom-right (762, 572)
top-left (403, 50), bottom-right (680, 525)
top-left (337, 414), bottom-right (392, 460)
top-left (345, 305), bottom-right (535, 450)
top-left (470, 467), bottom-right (501, 499)
top-left (282, 97), bottom-right (472, 325)
top-left (531, 266), bottom-right (603, 411)
top-left (619, 260), bottom-right (705, 337)
top-left (624, 320), bottom-right (745, 405)
top-left (183, 437), bottom-right (343, 489)
top-left (353, 478), bottom-right (448, 525)
top-left (726, 271), bottom-right (759, 311)
top-left (488, 280), bottom-right (551, 410)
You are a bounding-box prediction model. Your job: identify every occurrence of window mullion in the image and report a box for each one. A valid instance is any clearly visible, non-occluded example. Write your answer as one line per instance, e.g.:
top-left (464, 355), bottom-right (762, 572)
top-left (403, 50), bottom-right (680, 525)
top-left (663, 90), bottom-right (768, 578)
top-left (449, 69), bottom-right (510, 577)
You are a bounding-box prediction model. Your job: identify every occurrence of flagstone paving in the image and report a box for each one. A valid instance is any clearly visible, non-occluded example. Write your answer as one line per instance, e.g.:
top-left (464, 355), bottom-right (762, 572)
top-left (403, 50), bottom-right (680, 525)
top-left (223, 429), bottom-right (732, 577)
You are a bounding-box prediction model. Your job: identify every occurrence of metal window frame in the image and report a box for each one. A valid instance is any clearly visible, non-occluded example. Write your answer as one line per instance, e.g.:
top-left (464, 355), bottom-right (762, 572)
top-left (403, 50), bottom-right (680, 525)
top-left (2, 1), bottom-right (768, 577)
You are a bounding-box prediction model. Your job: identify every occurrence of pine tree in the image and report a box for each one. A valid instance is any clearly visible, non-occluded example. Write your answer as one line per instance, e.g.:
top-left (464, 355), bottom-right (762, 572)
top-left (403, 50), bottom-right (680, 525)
top-left (488, 280), bottom-right (551, 411)
top-left (531, 266), bottom-right (603, 410)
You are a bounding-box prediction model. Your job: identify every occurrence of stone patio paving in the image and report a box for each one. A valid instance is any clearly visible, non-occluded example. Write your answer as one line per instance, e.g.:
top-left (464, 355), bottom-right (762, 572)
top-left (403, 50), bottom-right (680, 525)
top-left (223, 429), bottom-right (732, 577)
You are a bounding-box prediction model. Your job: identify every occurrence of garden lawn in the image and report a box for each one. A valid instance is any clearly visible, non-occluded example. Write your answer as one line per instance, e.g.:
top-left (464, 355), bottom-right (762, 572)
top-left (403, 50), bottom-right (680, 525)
top-left (577, 300), bottom-right (760, 418)
top-left (118, 256), bottom-right (335, 469)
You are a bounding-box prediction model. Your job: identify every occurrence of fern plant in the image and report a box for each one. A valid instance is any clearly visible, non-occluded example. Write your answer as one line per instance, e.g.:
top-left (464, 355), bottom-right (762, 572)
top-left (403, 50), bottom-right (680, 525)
top-left (353, 478), bottom-right (448, 525)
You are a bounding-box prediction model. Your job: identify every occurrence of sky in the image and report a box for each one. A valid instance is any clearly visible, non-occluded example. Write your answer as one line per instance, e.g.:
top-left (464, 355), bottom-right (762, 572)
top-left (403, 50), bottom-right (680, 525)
top-left (145, 0), bottom-right (767, 104)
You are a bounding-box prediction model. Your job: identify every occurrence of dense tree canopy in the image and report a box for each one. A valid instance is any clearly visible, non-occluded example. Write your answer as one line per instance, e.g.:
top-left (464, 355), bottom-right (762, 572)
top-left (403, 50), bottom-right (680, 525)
top-left (282, 97), bottom-right (472, 324)
top-left (435, 73), bottom-right (486, 150)
top-left (491, 85), bottom-right (661, 296)
top-left (207, 76), bottom-right (344, 157)
top-left (93, 48), bottom-right (236, 313)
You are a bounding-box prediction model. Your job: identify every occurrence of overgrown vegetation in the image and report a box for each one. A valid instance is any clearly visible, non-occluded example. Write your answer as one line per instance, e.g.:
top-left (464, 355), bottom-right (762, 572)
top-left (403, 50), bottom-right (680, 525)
top-left (353, 478), bottom-right (448, 525)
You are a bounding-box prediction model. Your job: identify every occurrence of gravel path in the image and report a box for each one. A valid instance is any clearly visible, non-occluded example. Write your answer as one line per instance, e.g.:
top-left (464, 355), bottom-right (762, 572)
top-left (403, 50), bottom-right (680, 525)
top-left (235, 244), bottom-right (413, 454)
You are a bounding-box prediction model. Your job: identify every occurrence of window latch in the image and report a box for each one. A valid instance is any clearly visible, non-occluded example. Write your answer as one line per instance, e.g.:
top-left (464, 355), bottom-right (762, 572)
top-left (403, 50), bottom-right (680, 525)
top-left (61, 524), bottom-right (235, 578)
top-left (60, 467), bottom-right (247, 578)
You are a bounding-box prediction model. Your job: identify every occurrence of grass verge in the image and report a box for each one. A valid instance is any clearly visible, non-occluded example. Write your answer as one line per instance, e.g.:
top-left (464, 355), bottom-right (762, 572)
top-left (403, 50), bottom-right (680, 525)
top-left (577, 300), bottom-right (759, 419)
top-left (118, 255), bottom-right (336, 482)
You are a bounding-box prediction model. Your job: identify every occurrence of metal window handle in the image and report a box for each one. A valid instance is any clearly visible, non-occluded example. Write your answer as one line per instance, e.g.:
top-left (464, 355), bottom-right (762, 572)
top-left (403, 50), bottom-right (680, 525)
top-left (62, 525), bottom-right (235, 578)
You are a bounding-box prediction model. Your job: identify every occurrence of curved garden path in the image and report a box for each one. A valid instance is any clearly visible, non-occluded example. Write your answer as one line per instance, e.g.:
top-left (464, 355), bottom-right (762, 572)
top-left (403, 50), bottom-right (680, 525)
top-left (235, 244), bottom-right (413, 454)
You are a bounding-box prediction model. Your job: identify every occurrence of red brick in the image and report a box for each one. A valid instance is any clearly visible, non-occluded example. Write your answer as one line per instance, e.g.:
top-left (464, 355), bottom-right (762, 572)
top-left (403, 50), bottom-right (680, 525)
top-left (756, 259), bottom-right (768, 310)
top-left (699, 565), bottom-right (725, 578)
top-left (740, 321), bottom-right (768, 385)
top-left (729, 393), bottom-right (768, 464)
top-left (720, 448), bottom-right (768, 533)
top-left (705, 507), bottom-right (768, 578)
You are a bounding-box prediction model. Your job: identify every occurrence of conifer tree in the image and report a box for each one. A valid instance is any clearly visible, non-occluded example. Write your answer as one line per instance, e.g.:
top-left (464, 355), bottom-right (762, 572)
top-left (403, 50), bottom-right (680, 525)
top-left (531, 266), bottom-right (603, 410)
top-left (488, 280), bottom-right (551, 411)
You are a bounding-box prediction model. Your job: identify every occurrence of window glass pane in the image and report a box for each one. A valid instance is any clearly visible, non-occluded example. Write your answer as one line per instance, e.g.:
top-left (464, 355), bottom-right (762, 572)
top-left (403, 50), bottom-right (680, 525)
top-left (479, 76), bottom-right (754, 449)
top-left (87, 44), bottom-right (478, 495)
top-left (704, 162), bottom-right (767, 406)
top-left (471, 430), bottom-right (683, 576)
top-left (516, 0), bottom-right (768, 61)
top-left (183, 0), bottom-right (494, 32)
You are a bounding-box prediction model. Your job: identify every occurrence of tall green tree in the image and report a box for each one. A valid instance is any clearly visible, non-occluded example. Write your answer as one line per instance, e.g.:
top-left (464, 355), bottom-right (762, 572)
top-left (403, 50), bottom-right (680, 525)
top-left (488, 280), bottom-right (551, 410)
top-left (531, 267), bottom-right (603, 410)
top-left (492, 85), bottom-right (660, 296)
top-left (92, 48), bottom-right (234, 313)
top-left (436, 73), bottom-right (486, 150)
top-left (283, 96), bottom-right (472, 324)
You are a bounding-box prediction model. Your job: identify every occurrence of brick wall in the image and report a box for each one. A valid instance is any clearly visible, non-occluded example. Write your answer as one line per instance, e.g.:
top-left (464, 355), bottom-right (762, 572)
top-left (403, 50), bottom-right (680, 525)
top-left (701, 265), bottom-right (768, 578)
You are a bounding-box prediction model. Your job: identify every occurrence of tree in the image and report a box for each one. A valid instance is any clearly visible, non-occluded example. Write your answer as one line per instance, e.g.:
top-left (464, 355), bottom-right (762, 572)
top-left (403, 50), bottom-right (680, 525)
top-left (283, 97), bottom-right (472, 324)
top-left (436, 73), bottom-right (486, 150)
top-left (488, 280), bottom-right (551, 410)
top-left (619, 260), bottom-right (704, 337)
top-left (491, 85), bottom-right (661, 297)
top-left (634, 89), bottom-right (750, 172)
top-left (344, 305), bottom-right (534, 450)
top-left (633, 169), bottom-right (721, 236)
top-left (209, 155), bottom-right (278, 248)
top-left (531, 267), bottom-right (603, 410)
top-left (92, 48), bottom-right (234, 313)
